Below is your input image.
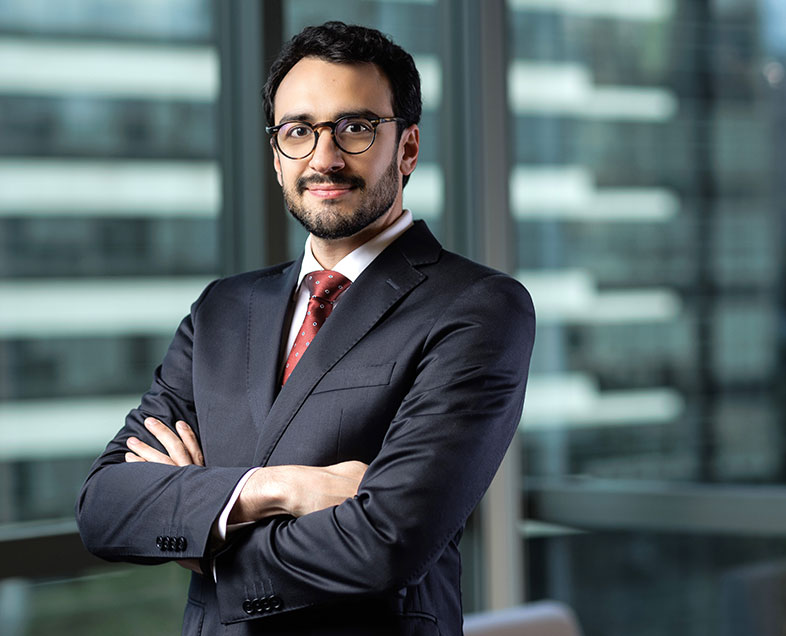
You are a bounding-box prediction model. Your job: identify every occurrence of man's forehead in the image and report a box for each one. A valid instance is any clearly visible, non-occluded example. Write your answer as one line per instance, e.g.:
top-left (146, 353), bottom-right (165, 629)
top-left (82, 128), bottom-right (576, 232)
top-left (273, 57), bottom-right (393, 122)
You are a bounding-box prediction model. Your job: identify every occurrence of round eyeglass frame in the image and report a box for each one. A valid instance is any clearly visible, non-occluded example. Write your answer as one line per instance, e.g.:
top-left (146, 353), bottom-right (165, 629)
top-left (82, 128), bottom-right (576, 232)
top-left (266, 115), bottom-right (404, 160)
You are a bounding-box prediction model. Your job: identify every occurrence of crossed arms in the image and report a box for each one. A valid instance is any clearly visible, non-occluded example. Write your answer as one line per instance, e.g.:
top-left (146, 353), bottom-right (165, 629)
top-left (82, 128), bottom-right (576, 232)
top-left (126, 417), bottom-right (366, 523)
top-left (126, 416), bottom-right (367, 573)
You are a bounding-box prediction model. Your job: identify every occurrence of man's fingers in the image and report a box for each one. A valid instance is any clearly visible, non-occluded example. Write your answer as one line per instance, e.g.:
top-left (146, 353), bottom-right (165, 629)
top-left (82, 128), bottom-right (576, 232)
top-left (175, 420), bottom-right (205, 466)
top-left (125, 418), bottom-right (205, 467)
top-left (144, 418), bottom-right (193, 466)
top-left (126, 437), bottom-right (175, 465)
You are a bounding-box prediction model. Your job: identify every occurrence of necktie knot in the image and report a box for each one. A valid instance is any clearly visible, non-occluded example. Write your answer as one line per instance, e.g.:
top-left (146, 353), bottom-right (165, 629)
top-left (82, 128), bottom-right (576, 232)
top-left (306, 270), bottom-right (351, 302)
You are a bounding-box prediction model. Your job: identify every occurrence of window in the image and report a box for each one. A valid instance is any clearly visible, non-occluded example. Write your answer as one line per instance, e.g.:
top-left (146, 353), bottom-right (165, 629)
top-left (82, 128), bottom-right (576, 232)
top-left (0, 0), bottom-right (218, 631)
top-left (510, 1), bottom-right (786, 633)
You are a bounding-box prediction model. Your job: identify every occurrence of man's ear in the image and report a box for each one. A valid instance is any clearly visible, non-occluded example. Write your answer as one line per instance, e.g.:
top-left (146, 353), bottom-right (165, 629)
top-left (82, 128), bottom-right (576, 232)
top-left (399, 124), bottom-right (419, 178)
top-left (271, 140), bottom-right (283, 186)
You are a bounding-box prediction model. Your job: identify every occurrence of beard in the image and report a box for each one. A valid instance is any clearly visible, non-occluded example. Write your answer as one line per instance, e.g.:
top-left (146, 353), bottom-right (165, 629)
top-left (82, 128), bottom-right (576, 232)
top-left (283, 150), bottom-right (400, 240)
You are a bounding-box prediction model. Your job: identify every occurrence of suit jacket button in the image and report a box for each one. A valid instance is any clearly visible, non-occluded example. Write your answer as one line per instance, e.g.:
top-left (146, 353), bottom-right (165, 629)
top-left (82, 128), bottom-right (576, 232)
top-left (242, 600), bottom-right (254, 615)
top-left (260, 597), bottom-right (272, 612)
top-left (177, 536), bottom-right (187, 552)
top-left (270, 595), bottom-right (282, 610)
top-left (155, 536), bottom-right (164, 549)
top-left (251, 598), bottom-right (263, 613)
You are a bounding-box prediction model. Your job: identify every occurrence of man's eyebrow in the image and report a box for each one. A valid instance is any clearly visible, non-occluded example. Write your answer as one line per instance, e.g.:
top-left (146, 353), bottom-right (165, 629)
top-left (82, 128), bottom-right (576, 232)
top-left (276, 112), bottom-right (312, 124)
top-left (276, 109), bottom-right (381, 125)
top-left (333, 109), bottom-right (380, 121)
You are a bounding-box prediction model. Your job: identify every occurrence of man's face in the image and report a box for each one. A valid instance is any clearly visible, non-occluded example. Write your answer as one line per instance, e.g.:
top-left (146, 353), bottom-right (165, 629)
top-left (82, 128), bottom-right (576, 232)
top-left (272, 57), bottom-right (410, 240)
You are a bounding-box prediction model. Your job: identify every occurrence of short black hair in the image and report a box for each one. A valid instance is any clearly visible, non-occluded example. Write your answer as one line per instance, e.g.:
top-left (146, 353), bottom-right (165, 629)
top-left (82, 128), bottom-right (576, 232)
top-left (263, 21), bottom-right (422, 134)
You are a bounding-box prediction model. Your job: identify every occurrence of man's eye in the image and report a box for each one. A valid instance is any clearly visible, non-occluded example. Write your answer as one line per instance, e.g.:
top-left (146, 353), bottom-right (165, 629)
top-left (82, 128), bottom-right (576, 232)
top-left (284, 125), bottom-right (313, 139)
top-left (342, 120), bottom-right (372, 135)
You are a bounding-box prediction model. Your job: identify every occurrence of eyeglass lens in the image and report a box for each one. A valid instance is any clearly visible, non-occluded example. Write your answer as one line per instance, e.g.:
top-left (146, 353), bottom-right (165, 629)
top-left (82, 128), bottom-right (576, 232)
top-left (276, 118), bottom-right (376, 157)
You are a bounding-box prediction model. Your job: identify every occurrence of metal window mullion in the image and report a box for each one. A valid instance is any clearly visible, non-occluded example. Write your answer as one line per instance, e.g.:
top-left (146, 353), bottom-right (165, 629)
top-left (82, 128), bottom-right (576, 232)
top-left (469, 0), bottom-right (521, 612)
top-left (215, 0), bottom-right (287, 275)
top-left (440, 0), bottom-right (521, 612)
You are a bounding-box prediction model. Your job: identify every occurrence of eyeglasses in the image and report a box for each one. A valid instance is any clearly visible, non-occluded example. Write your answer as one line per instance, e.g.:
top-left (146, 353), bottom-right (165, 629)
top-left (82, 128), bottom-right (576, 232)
top-left (266, 115), bottom-right (404, 160)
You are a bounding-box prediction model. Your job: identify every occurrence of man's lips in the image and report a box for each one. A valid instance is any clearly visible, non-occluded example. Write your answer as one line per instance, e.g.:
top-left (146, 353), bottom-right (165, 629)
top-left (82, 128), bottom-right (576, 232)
top-left (305, 185), bottom-right (355, 199)
top-left (297, 174), bottom-right (364, 197)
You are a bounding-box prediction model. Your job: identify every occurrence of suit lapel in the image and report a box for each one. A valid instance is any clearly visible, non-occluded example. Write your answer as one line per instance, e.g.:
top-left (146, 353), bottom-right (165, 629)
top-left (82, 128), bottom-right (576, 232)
top-left (252, 221), bottom-right (441, 467)
top-left (246, 258), bottom-right (302, 433)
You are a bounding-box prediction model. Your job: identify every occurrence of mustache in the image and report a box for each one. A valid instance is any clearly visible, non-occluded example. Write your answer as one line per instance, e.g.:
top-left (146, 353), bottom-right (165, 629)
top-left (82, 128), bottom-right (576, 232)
top-left (296, 173), bottom-right (365, 194)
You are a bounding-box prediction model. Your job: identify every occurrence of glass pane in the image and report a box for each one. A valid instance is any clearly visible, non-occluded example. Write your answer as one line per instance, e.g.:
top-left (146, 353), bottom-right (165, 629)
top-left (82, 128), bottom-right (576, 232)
top-left (527, 530), bottom-right (786, 636)
top-left (0, 564), bottom-right (190, 636)
top-left (0, 0), bottom-right (219, 519)
top-left (509, 0), bottom-right (784, 485)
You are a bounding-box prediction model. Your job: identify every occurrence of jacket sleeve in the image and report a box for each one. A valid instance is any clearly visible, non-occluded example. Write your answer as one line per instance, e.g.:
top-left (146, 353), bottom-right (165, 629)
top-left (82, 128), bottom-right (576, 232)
top-left (213, 273), bottom-right (535, 623)
top-left (75, 279), bottom-right (251, 564)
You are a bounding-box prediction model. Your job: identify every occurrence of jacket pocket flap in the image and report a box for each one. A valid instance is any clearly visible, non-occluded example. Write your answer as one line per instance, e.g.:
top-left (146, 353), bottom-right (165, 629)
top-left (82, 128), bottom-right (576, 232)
top-left (312, 362), bottom-right (395, 394)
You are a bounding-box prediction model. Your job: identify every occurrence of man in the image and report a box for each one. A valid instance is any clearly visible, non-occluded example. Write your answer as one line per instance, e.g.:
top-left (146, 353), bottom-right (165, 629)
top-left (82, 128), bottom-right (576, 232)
top-left (77, 21), bottom-right (535, 636)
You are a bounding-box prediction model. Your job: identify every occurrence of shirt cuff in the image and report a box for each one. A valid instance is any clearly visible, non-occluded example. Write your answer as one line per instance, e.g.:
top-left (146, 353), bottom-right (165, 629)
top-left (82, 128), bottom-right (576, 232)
top-left (211, 467), bottom-right (260, 583)
top-left (215, 467), bottom-right (261, 541)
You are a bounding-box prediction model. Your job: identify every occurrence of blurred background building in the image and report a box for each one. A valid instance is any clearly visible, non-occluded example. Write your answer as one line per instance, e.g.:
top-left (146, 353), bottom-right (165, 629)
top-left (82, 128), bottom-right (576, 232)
top-left (1, 0), bottom-right (785, 634)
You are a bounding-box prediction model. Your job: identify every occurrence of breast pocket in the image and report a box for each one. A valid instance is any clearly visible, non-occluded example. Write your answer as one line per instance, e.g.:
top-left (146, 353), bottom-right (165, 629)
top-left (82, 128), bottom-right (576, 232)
top-left (311, 362), bottom-right (395, 394)
top-left (271, 363), bottom-right (397, 465)
top-left (310, 362), bottom-right (398, 463)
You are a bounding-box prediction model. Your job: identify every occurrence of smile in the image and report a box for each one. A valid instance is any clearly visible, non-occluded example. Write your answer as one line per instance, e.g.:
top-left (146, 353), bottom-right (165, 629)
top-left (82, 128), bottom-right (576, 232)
top-left (305, 186), bottom-right (355, 199)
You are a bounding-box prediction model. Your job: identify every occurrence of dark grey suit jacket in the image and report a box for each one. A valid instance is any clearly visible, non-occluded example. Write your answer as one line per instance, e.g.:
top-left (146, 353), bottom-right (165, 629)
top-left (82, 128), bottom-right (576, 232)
top-left (76, 221), bottom-right (535, 635)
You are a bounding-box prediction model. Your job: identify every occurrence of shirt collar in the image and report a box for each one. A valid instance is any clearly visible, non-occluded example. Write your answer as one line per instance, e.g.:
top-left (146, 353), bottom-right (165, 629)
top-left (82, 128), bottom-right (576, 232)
top-left (295, 209), bottom-right (414, 292)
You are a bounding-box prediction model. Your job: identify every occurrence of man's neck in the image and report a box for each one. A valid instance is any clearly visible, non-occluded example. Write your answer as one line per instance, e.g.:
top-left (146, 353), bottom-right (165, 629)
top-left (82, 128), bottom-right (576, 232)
top-left (310, 207), bottom-right (404, 270)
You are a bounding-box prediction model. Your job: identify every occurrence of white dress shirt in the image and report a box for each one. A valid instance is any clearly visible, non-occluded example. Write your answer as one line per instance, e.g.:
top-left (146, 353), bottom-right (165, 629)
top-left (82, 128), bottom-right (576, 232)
top-left (282, 209), bottom-right (415, 367)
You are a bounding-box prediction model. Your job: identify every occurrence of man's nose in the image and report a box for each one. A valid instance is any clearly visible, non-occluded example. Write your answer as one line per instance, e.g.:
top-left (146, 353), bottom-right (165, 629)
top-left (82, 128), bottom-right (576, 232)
top-left (308, 129), bottom-right (345, 174)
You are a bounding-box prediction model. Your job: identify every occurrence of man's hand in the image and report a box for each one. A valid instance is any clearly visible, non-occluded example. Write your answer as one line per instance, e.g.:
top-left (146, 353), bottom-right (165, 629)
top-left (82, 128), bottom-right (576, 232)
top-left (229, 461), bottom-right (368, 524)
top-left (125, 418), bottom-right (204, 466)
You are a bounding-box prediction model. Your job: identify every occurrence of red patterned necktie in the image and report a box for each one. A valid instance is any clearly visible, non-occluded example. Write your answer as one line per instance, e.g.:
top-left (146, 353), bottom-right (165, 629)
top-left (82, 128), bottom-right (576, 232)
top-left (281, 270), bottom-right (351, 385)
